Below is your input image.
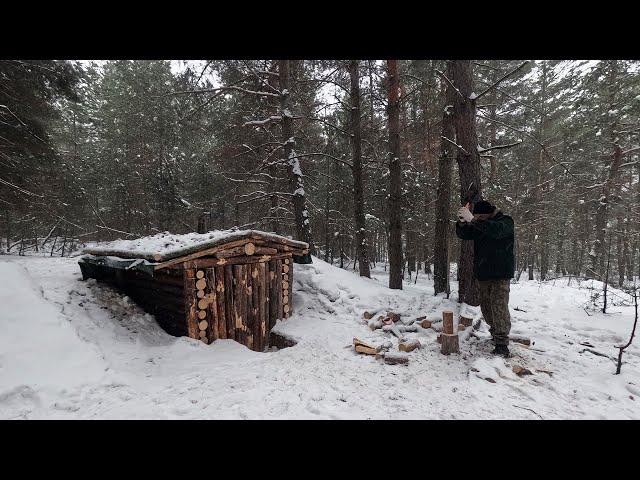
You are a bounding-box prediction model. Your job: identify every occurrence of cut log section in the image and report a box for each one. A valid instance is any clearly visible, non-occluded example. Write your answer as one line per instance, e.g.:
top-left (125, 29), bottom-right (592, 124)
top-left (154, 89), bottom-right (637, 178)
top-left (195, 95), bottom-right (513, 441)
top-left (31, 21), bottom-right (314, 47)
top-left (399, 340), bottom-right (421, 353)
top-left (198, 320), bottom-right (208, 331)
top-left (459, 315), bottom-right (473, 327)
top-left (419, 319), bottom-right (432, 329)
top-left (442, 310), bottom-right (454, 334)
top-left (195, 278), bottom-right (207, 290)
top-left (384, 352), bottom-right (409, 365)
top-left (196, 270), bottom-right (205, 279)
top-left (197, 310), bottom-right (207, 320)
top-left (196, 290), bottom-right (205, 299)
top-left (197, 299), bottom-right (208, 310)
top-left (283, 264), bottom-right (290, 274)
top-left (387, 312), bottom-right (400, 323)
top-left (355, 345), bottom-right (378, 355)
top-left (440, 333), bottom-right (460, 355)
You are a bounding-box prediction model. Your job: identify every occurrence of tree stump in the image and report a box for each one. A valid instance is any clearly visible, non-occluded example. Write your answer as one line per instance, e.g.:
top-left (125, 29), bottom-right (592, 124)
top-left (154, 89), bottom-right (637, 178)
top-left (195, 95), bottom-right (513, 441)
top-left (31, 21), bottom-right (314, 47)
top-left (441, 333), bottom-right (460, 355)
top-left (442, 310), bottom-right (454, 334)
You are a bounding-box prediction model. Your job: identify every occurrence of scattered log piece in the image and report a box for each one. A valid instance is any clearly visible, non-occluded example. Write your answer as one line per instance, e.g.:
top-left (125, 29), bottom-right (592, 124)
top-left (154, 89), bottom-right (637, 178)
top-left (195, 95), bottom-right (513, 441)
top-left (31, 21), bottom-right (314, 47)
top-left (368, 318), bottom-right (383, 330)
top-left (440, 333), bottom-right (460, 355)
top-left (384, 352), bottom-right (409, 365)
top-left (398, 324), bottom-right (418, 333)
top-left (512, 365), bottom-right (533, 377)
top-left (363, 308), bottom-right (383, 319)
top-left (355, 345), bottom-right (378, 355)
top-left (419, 319), bottom-right (433, 329)
top-left (459, 315), bottom-right (473, 327)
top-left (442, 310), bottom-right (454, 334)
top-left (387, 312), bottom-right (401, 323)
top-left (353, 338), bottom-right (381, 355)
top-left (399, 340), bottom-right (421, 352)
top-left (511, 336), bottom-right (532, 346)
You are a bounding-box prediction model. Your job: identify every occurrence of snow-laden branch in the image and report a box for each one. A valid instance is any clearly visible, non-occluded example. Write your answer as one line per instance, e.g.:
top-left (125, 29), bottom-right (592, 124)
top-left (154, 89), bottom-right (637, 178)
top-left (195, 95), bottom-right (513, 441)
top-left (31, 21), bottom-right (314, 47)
top-left (242, 116), bottom-right (282, 127)
top-left (478, 139), bottom-right (523, 153)
top-left (435, 69), bottom-right (464, 99)
top-left (164, 85), bottom-right (281, 98)
top-left (441, 136), bottom-right (469, 155)
top-left (473, 61), bottom-right (530, 101)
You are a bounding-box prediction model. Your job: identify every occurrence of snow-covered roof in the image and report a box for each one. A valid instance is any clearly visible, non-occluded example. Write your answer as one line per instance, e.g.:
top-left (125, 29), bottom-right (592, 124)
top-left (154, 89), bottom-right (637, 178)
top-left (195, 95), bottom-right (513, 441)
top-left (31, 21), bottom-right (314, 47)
top-left (83, 229), bottom-right (309, 262)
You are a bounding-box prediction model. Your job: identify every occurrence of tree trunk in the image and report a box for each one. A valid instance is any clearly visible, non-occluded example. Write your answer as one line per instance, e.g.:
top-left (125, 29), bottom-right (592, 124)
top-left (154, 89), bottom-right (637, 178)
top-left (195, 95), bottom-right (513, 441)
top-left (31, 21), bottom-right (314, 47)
top-left (279, 59), bottom-right (314, 262)
top-left (387, 59), bottom-right (403, 289)
top-left (349, 60), bottom-right (371, 278)
top-left (433, 61), bottom-right (455, 296)
top-left (451, 60), bottom-right (481, 306)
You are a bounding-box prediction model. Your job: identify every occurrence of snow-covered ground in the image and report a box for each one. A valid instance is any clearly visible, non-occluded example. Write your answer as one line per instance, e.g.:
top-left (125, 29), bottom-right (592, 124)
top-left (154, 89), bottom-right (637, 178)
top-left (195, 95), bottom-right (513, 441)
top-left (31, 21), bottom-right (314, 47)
top-left (1, 254), bottom-right (638, 419)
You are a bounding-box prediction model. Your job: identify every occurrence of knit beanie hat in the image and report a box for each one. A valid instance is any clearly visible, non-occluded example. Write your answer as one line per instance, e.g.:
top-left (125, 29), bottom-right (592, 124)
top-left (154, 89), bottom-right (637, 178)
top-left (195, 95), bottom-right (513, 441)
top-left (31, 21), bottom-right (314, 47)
top-left (473, 200), bottom-right (496, 214)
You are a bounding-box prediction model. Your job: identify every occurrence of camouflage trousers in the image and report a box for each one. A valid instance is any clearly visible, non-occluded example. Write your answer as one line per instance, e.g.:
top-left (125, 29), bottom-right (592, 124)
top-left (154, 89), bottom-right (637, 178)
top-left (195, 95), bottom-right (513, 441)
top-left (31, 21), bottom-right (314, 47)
top-left (477, 279), bottom-right (511, 346)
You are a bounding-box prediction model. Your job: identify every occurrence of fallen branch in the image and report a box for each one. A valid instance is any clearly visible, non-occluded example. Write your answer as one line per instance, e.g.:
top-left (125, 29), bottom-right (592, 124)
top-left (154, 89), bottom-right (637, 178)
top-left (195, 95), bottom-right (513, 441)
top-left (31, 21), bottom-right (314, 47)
top-left (512, 404), bottom-right (543, 419)
top-left (616, 289), bottom-right (638, 374)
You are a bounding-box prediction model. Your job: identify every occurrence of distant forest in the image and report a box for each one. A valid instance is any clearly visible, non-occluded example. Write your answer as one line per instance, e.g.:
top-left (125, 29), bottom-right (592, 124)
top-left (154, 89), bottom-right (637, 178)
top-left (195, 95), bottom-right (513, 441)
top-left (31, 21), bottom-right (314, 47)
top-left (1, 60), bottom-right (638, 302)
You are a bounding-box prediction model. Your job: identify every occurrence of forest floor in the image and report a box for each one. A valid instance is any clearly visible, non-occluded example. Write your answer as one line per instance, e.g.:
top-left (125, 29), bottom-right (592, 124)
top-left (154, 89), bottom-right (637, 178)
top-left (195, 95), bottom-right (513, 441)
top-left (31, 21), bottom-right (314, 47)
top-left (1, 254), bottom-right (639, 419)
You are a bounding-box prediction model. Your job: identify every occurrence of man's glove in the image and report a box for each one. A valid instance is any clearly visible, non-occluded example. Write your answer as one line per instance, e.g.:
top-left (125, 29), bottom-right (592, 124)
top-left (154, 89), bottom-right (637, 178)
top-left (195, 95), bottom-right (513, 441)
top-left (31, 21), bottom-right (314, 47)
top-left (457, 206), bottom-right (473, 223)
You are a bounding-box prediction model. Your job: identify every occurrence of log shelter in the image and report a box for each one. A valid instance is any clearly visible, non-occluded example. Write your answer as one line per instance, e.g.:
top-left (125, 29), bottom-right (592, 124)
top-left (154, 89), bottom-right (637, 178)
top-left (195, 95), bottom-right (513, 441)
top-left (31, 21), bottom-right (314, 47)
top-left (78, 230), bottom-right (309, 351)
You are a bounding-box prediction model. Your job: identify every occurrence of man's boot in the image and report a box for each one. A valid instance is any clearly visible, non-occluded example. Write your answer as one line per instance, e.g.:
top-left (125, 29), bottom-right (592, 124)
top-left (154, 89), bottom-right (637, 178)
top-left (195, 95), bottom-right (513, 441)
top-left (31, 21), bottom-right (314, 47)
top-left (492, 344), bottom-right (510, 358)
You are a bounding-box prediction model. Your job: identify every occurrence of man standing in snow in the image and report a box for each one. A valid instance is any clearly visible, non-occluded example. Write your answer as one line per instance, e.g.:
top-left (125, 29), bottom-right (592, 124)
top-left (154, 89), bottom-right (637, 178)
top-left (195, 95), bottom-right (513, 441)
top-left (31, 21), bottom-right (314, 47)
top-left (455, 200), bottom-right (515, 357)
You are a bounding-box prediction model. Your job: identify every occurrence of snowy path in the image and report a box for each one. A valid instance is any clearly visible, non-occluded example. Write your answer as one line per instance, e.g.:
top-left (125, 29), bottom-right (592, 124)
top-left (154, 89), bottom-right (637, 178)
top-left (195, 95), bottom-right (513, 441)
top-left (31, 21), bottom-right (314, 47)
top-left (1, 255), bottom-right (639, 419)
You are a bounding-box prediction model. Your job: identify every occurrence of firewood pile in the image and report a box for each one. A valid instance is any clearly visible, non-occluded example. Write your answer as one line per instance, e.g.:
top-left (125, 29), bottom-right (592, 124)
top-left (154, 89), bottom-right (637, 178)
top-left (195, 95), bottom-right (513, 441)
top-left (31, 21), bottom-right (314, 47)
top-left (355, 308), bottom-right (532, 363)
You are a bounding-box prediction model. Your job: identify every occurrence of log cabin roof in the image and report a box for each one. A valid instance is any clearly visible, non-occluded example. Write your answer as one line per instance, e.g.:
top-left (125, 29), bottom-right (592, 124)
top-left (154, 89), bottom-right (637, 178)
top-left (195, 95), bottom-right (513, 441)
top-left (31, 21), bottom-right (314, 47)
top-left (83, 229), bottom-right (309, 263)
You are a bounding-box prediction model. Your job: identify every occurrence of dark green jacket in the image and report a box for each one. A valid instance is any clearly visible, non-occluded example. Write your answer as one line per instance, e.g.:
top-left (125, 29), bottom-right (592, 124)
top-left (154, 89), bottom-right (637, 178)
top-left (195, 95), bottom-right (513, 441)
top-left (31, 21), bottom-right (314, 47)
top-left (455, 211), bottom-right (515, 281)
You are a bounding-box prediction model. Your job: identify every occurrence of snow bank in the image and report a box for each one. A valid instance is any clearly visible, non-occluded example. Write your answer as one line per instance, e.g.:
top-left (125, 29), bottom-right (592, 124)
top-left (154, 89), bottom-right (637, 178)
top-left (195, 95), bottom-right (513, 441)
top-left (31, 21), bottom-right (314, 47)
top-left (0, 261), bottom-right (107, 418)
top-left (1, 255), bottom-right (639, 419)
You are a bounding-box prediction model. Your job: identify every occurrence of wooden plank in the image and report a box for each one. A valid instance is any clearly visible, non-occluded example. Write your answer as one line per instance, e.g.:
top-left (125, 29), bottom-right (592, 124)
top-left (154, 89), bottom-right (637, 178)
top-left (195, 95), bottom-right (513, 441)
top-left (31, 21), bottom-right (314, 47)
top-left (275, 259), bottom-right (283, 324)
top-left (183, 254), bottom-right (289, 269)
top-left (260, 262), bottom-right (269, 351)
top-left (183, 269), bottom-right (199, 339)
top-left (224, 265), bottom-right (236, 341)
top-left (233, 265), bottom-right (247, 347)
top-left (268, 259), bottom-right (279, 331)
top-left (246, 264), bottom-right (255, 351)
top-left (250, 263), bottom-right (263, 351)
top-left (154, 239), bottom-right (254, 270)
top-left (206, 267), bottom-right (219, 342)
top-left (215, 266), bottom-right (227, 340)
